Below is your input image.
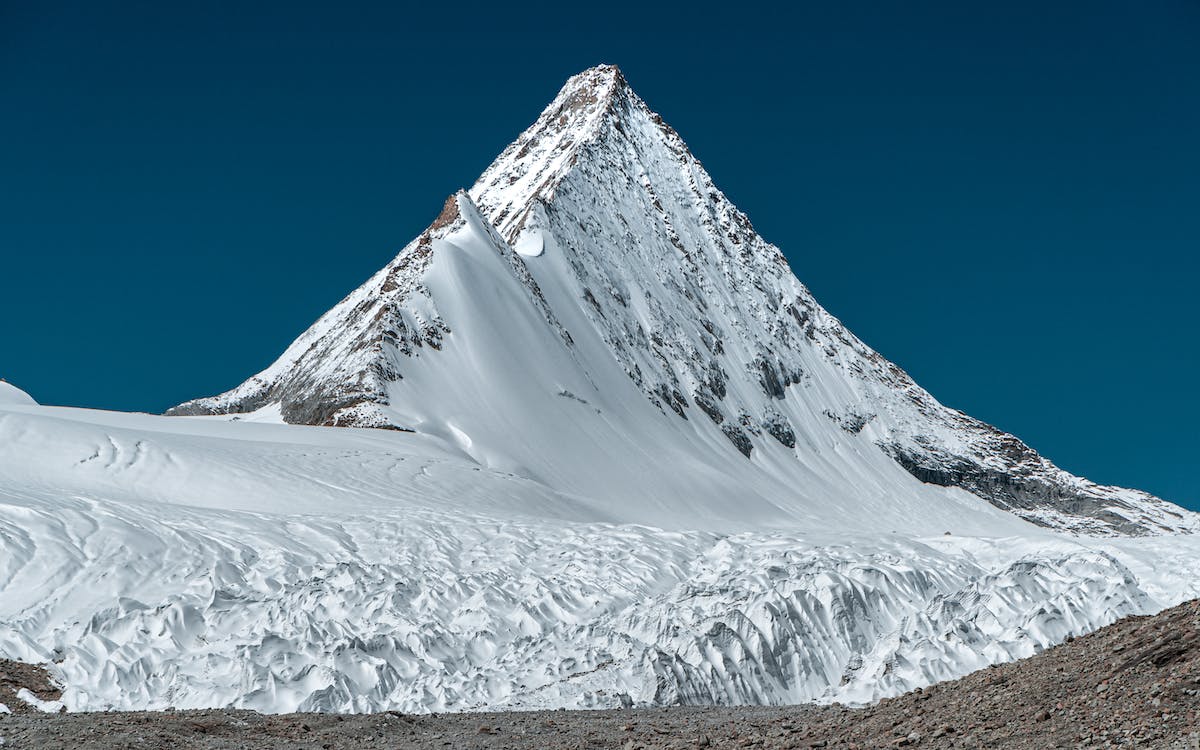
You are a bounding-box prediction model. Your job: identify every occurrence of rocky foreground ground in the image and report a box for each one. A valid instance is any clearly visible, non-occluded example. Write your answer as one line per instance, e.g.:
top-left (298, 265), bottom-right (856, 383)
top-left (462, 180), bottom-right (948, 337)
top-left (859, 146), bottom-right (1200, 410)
top-left (1, 599), bottom-right (1198, 749)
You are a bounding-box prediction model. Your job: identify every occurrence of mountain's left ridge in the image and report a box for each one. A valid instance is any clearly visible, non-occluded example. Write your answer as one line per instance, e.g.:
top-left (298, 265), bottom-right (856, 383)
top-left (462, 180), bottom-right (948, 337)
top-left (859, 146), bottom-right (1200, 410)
top-left (168, 65), bottom-right (1197, 538)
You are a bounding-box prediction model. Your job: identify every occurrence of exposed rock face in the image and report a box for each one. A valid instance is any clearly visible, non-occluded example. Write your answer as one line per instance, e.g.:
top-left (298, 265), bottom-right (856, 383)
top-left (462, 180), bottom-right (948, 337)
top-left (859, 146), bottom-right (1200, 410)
top-left (168, 65), bottom-right (1195, 537)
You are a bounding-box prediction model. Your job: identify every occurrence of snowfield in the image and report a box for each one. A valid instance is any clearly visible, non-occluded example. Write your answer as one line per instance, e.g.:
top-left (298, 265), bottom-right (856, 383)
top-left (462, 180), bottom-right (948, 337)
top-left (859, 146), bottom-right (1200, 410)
top-left (2, 396), bottom-right (1199, 713)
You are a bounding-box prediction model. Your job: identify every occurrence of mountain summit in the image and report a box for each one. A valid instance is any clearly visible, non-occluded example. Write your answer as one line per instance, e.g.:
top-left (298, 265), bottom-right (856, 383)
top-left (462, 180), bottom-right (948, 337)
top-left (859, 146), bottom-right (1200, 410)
top-left (169, 65), bottom-right (1195, 537)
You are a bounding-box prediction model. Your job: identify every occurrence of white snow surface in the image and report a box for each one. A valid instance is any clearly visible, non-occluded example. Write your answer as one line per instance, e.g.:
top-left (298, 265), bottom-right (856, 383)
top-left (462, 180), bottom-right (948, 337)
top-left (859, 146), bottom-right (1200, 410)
top-left (0, 382), bottom-right (35, 406)
top-left (2, 398), bottom-right (1200, 713)
top-left (4, 66), bottom-right (1199, 714)
top-left (15, 689), bottom-right (63, 714)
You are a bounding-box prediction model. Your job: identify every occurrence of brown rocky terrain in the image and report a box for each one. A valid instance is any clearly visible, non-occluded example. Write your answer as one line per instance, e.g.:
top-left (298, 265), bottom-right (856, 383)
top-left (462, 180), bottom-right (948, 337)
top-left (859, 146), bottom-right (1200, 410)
top-left (0, 659), bottom-right (62, 715)
top-left (1, 599), bottom-right (1197, 749)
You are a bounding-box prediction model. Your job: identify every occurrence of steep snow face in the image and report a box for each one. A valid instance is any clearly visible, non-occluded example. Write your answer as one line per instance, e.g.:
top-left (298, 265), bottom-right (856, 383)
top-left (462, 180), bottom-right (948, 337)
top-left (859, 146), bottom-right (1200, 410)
top-left (168, 65), bottom-right (1196, 537)
top-left (3, 400), bottom-right (1200, 713)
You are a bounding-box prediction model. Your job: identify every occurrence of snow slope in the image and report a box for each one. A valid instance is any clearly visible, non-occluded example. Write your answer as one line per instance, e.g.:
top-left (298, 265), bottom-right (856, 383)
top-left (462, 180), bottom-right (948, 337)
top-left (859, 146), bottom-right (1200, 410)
top-left (0, 382), bottom-right (36, 406)
top-left (2, 397), bottom-right (1200, 713)
top-left (169, 66), bottom-right (1195, 538)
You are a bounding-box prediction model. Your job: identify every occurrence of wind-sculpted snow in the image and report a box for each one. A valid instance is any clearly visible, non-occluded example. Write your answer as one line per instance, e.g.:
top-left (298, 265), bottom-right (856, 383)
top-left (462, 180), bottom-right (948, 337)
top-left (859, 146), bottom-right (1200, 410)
top-left (2, 401), bottom-right (1200, 713)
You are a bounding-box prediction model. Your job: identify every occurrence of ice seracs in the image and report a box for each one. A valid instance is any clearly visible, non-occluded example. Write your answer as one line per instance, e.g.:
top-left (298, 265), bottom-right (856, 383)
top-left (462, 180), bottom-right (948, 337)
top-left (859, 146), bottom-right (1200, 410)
top-left (168, 64), bottom-right (1197, 537)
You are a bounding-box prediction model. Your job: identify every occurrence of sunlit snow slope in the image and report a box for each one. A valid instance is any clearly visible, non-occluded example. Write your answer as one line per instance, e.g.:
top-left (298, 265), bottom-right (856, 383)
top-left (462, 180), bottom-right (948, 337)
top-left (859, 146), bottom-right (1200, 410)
top-left (4, 66), bottom-right (1198, 715)
top-left (170, 65), bottom-right (1195, 538)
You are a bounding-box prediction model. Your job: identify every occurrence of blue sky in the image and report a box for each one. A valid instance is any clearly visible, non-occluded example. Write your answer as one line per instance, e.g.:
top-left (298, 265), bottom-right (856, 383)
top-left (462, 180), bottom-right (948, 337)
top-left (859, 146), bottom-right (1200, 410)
top-left (2, 2), bottom-right (1197, 509)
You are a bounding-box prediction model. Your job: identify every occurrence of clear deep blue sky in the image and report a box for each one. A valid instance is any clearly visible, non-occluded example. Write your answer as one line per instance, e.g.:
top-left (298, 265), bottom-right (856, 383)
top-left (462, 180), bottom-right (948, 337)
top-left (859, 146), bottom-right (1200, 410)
top-left (2, 2), bottom-right (1197, 509)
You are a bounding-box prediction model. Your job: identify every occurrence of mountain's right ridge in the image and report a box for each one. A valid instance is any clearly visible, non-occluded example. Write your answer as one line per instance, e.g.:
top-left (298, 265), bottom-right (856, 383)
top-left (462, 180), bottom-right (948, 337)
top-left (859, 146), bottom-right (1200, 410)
top-left (168, 65), bottom-right (1196, 538)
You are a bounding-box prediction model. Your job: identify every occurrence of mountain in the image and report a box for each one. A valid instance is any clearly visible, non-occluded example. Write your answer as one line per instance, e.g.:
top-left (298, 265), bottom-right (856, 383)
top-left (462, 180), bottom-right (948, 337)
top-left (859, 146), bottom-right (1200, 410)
top-left (3, 66), bottom-right (1199, 717)
top-left (168, 65), bottom-right (1193, 538)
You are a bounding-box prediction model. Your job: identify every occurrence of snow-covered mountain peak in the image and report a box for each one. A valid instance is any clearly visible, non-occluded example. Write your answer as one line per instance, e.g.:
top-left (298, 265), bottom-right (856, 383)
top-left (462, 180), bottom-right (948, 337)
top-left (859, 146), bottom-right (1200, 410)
top-left (9, 66), bottom-right (1200, 720)
top-left (168, 67), bottom-right (1198, 538)
top-left (469, 64), bottom-right (638, 242)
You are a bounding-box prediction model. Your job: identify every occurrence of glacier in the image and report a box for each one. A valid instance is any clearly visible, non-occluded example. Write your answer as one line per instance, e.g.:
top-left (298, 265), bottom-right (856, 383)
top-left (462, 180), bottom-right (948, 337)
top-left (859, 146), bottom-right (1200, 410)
top-left (2, 65), bottom-right (1198, 713)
